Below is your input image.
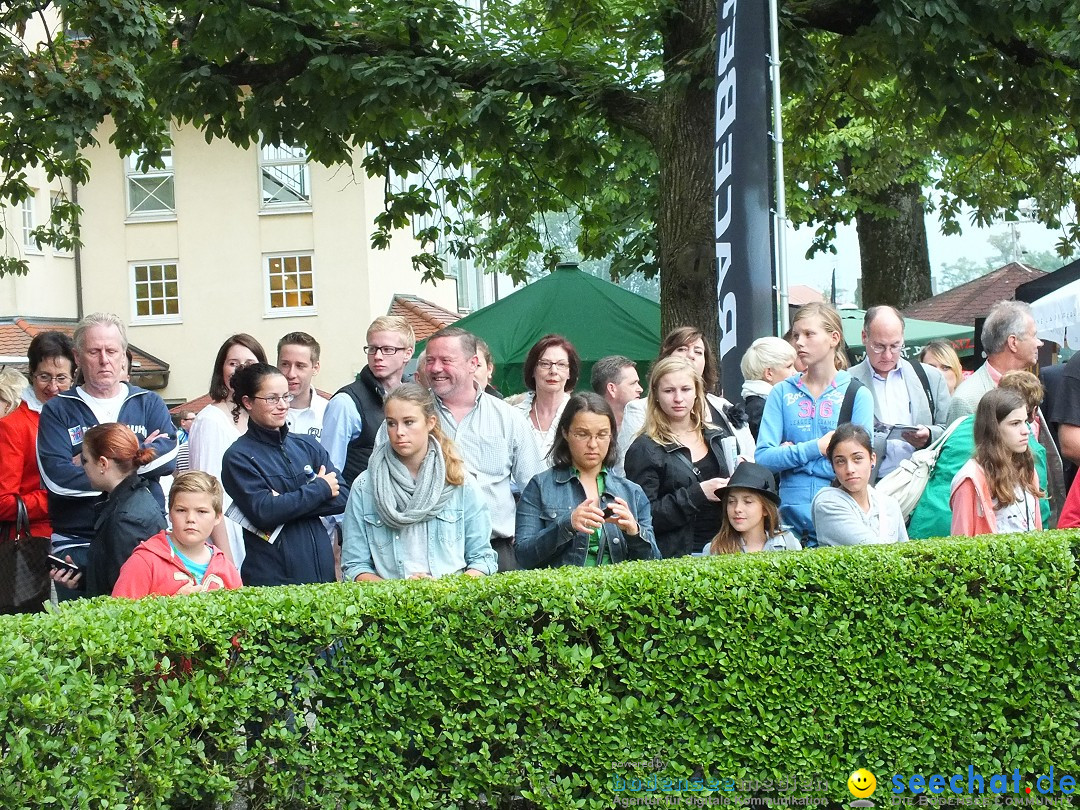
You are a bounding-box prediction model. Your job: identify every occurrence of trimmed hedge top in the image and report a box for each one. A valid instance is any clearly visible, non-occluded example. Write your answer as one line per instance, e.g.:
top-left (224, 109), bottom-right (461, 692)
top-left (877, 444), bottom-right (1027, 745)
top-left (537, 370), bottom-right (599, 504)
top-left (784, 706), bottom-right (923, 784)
top-left (2, 531), bottom-right (1079, 809)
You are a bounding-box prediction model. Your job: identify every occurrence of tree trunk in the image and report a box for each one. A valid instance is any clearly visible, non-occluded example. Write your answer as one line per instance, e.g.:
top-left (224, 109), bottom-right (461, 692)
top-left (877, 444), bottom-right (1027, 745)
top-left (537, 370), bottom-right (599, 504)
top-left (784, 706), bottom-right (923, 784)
top-left (657, 0), bottom-right (719, 350)
top-left (855, 181), bottom-right (933, 308)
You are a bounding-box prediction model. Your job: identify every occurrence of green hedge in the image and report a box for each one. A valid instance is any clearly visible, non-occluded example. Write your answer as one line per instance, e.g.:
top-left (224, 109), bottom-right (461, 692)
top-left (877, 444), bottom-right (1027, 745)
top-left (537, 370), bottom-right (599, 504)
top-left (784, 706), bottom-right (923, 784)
top-left (2, 531), bottom-right (1079, 809)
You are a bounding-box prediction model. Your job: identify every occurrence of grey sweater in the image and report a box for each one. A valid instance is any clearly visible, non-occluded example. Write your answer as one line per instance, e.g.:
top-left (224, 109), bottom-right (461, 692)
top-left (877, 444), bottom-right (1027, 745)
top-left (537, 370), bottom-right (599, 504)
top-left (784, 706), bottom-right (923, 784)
top-left (811, 485), bottom-right (908, 547)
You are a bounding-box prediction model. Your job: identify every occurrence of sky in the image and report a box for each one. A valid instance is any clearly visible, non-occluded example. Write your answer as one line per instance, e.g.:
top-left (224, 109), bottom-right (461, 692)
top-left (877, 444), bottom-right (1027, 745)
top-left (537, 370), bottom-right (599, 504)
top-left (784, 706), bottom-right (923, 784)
top-left (785, 210), bottom-right (1074, 306)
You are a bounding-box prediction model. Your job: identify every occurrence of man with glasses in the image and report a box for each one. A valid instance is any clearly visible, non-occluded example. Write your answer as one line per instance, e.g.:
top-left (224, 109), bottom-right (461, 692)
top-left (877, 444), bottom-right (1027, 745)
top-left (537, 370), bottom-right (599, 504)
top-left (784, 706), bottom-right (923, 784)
top-left (321, 316), bottom-right (414, 486)
top-left (849, 306), bottom-right (952, 477)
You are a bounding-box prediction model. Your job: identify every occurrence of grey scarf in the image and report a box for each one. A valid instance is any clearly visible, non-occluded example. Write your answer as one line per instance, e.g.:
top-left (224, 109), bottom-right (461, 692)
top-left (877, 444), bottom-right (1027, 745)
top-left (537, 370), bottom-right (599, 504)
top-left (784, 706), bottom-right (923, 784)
top-left (370, 436), bottom-right (454, 529)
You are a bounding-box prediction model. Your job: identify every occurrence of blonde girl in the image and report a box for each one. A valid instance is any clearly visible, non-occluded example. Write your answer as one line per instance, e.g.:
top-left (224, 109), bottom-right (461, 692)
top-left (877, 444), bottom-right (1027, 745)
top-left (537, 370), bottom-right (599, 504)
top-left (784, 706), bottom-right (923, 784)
top-left (755, 302), bottom-right (874, 545)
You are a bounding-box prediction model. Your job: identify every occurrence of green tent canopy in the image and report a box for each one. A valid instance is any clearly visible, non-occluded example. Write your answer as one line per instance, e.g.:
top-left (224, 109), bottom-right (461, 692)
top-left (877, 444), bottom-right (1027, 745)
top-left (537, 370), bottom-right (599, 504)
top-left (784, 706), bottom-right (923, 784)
top-left (420, 264), bottom-right (661, 396)
top-left (840, 308), bottom-right (974, 362)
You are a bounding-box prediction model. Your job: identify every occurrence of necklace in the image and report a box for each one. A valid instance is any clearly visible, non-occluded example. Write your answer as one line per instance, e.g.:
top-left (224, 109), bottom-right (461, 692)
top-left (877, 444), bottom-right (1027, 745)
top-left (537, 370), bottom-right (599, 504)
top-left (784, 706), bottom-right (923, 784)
top-left (531, 399), bottom-right (559, 432)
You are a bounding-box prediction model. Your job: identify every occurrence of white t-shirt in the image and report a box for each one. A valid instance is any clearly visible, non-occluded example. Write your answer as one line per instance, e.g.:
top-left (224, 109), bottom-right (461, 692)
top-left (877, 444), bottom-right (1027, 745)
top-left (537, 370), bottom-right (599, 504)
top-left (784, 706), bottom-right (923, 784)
top-left (76, 384), bottom-right (128, 425)
top-left (287, 388), bottom-right (329, 441)
top-left (995, 487), bottom-right (1038, 533)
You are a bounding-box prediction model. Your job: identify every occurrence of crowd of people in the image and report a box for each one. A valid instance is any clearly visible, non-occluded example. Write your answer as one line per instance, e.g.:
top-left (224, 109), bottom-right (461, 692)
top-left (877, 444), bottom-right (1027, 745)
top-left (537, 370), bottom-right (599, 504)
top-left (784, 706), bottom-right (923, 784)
top-left (0, 296), bottom-right (1071, 610)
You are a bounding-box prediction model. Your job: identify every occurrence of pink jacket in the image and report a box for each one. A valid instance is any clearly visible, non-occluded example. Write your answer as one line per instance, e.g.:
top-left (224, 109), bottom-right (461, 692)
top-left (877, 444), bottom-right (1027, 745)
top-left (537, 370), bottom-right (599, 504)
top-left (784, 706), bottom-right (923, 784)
top-left (949, 459), bottom-right (1043, 537)
top-left (113, 530), bottom-right (242, 598)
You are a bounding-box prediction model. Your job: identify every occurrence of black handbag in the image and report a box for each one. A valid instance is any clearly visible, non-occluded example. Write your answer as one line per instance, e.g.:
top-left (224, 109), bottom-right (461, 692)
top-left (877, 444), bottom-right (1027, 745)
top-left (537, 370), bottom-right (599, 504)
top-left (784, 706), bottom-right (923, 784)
top-left (0, 496), bottom-right (51, 613)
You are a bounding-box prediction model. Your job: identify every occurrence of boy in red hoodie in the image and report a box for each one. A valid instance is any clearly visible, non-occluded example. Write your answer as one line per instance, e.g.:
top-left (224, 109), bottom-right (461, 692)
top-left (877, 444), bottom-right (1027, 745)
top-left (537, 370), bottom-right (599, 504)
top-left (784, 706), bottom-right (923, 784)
top-left (113, 471), bottom-right (242, 598)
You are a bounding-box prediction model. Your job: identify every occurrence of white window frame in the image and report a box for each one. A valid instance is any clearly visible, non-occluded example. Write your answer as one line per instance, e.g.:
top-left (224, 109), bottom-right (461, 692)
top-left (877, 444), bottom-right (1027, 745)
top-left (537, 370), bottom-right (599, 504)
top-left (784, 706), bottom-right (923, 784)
top-left (264, 252), bottom-right (316, 317)
top-left (258, 141), bottom-right (311, 212)
top-left (130, 261), bottom-right (182, 325)
top-left (125, 147), bottom-right (176, 221)
top-left (21, 193), bottom-right (40, 253)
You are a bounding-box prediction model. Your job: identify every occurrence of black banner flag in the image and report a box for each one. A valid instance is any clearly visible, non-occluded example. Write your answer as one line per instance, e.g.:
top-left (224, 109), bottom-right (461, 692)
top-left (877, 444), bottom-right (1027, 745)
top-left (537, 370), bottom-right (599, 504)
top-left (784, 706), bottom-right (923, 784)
top-left (715, 0), bottom-right (777, 398)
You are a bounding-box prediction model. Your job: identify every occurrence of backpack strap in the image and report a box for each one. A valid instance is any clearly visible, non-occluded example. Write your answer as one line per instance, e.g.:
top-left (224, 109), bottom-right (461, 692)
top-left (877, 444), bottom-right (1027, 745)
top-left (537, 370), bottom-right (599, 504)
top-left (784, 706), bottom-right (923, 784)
top-left (909, 360), bottom-right (935, 417)
top-left (838, 377), bottom-right (864, 426)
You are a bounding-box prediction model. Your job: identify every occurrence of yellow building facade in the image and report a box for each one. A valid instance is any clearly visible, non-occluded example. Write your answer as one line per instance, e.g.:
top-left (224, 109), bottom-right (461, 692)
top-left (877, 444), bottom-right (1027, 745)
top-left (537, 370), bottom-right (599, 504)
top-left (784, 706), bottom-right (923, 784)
top-left (0, 120), bottom-right (461, 402)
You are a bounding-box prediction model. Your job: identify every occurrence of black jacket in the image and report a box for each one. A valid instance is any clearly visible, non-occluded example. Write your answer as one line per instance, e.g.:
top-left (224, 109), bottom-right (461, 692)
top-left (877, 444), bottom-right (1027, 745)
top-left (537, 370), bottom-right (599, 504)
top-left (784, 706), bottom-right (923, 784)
top-left (743, 395), bottom-right (766, 440)
top-left (86, 473), bottom-right (167, 597)
top-left (623, 426), bottom-right (733, 559)
top-left (222, 422), bottom-right (350, 587)
top-left (335, 366), bottom-right (386, 487)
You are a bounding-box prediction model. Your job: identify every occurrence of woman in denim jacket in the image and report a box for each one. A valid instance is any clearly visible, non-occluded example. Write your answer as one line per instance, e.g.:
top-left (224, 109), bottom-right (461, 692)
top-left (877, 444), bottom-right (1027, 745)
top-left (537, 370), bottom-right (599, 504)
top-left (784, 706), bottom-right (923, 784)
top-left (516, 393), bottom-right (659, 568)
top-left (341, 384), bottom-right (497, 581)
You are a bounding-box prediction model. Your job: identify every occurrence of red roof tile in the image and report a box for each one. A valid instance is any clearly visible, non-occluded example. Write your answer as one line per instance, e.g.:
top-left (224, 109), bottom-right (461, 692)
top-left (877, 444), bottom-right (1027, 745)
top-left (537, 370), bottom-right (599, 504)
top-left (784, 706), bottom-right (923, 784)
top-left (788, 285), bottom-right (825, 306)
top-left (0, 318), bottom-right (169, 385)
top-left (388, 294), bottom-right (460, 341)
top-left (904, 263), bottom-right (1047, 324)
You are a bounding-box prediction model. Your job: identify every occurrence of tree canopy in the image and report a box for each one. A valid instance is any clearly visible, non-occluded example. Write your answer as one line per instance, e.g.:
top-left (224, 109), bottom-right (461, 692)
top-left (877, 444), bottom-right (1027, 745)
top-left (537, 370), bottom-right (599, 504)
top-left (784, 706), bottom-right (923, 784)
top-left (2, 0), bottom-right (1080, 331)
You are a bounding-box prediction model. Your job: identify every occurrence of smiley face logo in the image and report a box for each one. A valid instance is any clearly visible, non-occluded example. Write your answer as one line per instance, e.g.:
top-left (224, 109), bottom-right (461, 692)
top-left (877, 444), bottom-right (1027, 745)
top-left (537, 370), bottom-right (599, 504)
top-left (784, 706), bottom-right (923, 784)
top-left (848, 769), bottom-right (877, 798)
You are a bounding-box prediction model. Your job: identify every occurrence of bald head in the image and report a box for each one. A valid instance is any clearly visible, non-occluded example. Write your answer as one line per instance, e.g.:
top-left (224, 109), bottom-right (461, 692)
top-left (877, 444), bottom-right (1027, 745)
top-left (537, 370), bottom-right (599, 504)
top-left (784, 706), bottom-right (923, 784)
top-left (862, 305), bottom-right (906, 375)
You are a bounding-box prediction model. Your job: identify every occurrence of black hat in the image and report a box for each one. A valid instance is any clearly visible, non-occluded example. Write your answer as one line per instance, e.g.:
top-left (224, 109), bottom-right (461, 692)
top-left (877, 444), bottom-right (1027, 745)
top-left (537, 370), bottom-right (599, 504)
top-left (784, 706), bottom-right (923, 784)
top-left (718, 461), bottom-right (780, 506)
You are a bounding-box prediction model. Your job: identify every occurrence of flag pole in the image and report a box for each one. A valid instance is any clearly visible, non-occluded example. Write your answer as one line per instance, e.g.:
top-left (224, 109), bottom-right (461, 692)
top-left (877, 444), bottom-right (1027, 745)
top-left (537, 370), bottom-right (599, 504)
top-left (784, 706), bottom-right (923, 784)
top-left (768, 0), bottom-right (789, 334)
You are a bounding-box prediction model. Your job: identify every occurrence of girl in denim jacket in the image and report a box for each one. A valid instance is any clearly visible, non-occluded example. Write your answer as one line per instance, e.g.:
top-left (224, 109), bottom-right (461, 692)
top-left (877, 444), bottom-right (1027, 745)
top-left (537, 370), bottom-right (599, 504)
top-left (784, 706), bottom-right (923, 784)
top-left (341, 384), bottom-right (496, 580)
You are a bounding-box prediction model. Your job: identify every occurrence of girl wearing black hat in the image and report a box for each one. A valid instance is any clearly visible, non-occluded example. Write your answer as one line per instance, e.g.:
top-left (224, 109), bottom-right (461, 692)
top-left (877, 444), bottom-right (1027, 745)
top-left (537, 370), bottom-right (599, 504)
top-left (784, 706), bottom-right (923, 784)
top-left (705, 462), bottom-right (802, 554)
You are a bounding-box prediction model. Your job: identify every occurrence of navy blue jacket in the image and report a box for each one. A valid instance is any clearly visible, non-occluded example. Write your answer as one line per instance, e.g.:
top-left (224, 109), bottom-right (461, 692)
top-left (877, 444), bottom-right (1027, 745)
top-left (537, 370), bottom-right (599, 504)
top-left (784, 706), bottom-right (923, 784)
top-left (515, 467), bottom-right (660, 569)
top-left (37, 384), bottom-right (177, 539)
top-left (221, 422), bottom-right (349, 586)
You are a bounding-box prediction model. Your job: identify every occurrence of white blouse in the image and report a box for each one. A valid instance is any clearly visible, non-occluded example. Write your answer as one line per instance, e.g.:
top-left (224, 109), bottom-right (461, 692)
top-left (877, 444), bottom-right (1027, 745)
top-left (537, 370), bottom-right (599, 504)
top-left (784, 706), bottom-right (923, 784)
top-left (188, 403), bottom-right (247, 567)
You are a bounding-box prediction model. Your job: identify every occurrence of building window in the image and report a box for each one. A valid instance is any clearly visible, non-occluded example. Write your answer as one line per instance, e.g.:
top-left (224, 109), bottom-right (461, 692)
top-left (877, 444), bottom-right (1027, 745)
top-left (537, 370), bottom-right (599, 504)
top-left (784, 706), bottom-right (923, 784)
top-left (265, 253), bottom-right (315, 315)
top-left (131, 262), bottom-right (181, 323)
top-left (126, 148), bottom-right (175, 218)
top-left (21, 193), bottom-right (38, 251)
top-left (259, 143), bottom-right (310, 208)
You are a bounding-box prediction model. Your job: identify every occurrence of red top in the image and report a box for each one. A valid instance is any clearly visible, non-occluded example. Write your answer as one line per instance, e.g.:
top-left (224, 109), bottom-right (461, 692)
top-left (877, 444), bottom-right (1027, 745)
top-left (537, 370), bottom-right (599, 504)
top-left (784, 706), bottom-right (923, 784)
top-left (0, 401), bottom-right (51, 538)
top-left (112, 530), bottom-right (242, 598)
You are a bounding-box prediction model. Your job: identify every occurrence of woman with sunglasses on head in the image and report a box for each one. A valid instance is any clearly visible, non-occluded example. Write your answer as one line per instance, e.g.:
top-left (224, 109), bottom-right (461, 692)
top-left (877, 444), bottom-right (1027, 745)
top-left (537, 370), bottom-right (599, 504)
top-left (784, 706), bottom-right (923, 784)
top-left (189, 333), bottom-right (267, 567)
top-left (0, 332), bottom-right (76, 562)
top-left (516, 392), bottom-right (658, 568)
top-left (221, 363), bottom-right (349, 586)
top-left (509, 334), bottom-right (581, 463)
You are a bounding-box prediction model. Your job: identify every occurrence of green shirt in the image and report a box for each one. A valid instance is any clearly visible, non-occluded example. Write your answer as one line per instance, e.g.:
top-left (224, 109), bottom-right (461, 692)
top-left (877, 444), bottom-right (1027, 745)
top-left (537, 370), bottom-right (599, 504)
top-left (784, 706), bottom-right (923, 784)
top-left (582, 470), bottom-right (607, 567)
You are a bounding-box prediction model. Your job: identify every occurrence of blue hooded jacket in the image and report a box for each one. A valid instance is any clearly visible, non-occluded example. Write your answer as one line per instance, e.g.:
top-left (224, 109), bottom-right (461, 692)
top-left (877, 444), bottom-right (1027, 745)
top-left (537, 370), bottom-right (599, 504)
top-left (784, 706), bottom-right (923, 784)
top-left (754, 370), bottom-right (874, 543)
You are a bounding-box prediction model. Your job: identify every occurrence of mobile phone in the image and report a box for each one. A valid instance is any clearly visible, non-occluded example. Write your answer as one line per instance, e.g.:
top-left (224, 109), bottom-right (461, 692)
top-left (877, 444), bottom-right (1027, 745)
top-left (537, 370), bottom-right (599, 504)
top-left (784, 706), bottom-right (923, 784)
top-left (600, 493), bottom-right (616, 519)
top-left (48, 554), bottom-right (81, 575)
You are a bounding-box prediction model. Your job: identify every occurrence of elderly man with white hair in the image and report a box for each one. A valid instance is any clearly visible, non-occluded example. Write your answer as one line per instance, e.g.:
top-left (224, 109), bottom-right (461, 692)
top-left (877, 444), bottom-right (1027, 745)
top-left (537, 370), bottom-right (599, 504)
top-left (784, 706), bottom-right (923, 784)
top-left (36, 312), bottom-right (176, 597)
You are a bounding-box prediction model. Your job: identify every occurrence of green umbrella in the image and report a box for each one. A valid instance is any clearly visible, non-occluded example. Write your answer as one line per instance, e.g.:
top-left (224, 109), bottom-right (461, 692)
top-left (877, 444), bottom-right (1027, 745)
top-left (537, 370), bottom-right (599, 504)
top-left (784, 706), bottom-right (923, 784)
top-left (419, 264), bottom-right (661, 396)
top-left (840, 307), bottom-right (974, 363)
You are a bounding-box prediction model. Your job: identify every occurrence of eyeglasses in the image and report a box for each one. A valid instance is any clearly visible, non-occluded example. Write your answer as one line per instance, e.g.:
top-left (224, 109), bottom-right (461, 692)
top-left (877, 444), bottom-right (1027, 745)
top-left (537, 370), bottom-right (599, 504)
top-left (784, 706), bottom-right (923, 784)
top-left (537, 360), bottom-right (570, 372)
top-left (364, 345), bottom-right (406, 356)
top-left (866, 342), bottom-right (904, 356)
top-left (569, 430), bottom-right (611, 444)
top-left (251, 394), bottom-right (294, 406)
top-left (33, 373), bottom-right (72, 386)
